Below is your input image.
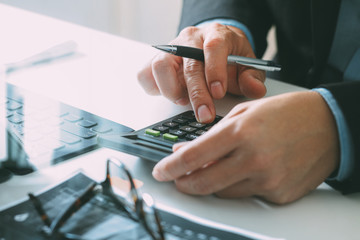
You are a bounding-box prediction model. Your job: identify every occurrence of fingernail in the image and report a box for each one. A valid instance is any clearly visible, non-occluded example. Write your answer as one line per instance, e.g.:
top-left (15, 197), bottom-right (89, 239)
top-left (152, 167), bottom-right (166, 181)
top-left (210, 81), bottom-right (224, 98)
top-left (175, 97), bottom-right (189, 105)
top-left (197, 105), bottom-right (212, 123)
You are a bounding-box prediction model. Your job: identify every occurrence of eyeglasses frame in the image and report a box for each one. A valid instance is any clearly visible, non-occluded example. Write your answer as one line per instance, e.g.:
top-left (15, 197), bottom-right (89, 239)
top-left (28, 157), bottom-right (164, 240)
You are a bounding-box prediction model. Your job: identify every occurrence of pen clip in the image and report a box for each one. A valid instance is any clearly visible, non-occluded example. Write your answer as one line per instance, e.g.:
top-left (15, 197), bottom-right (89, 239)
top-left (235, 61), bottom-right (281, 71)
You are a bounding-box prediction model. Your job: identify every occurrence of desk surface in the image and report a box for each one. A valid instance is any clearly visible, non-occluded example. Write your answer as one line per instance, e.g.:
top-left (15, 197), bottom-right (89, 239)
top-left (1, 4), bottom-right (359, 240)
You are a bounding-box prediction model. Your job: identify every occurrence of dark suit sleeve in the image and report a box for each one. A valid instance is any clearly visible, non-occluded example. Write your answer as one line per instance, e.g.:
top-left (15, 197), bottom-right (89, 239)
top-left (179, 0), bottom-right (360, 195)
top-left (179, 0), bottom-right (273, 58)
top-left (322, 82), bottom-right (360, 194)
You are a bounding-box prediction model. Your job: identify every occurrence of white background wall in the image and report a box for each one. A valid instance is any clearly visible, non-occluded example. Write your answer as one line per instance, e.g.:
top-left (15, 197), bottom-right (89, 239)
top-left (0, 0), bottom-right (183, 44)
top-left (0, 0), bottom-right (275, 58)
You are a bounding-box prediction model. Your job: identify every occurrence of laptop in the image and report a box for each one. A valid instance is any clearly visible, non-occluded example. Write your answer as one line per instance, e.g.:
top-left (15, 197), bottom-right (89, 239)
top-left (0, 64), bottom-right (135, 183)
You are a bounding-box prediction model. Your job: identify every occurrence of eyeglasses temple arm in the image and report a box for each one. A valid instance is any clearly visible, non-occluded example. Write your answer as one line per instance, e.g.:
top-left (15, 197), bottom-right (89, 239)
top-left (28, 193), bottom-right (52, 227)
top-left (49, 182), bottom-right (99, 234)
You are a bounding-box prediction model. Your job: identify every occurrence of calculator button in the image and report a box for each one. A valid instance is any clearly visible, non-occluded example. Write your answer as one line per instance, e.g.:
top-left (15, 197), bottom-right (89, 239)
top-left (184, 229), bottom-right (195, 237)
top-left (153, 125), bottom-right (169, 133)
top-left (145, 128), bottom-right (161, 137)
top-left (197, 233), bottom-right (208, 239)
top-left (195, 130), bottom-right (207, 136)
top-left (189, 122), bottom-right (206, 128)
top-left (163, 121), bottom-right (179, 128)
top-left (179, 126), bottom-right (197, 133)
top-left (181, 111), bottom-right (196, 120)
top-left (169, 129), bottom-right (187, 137)
top-left (171, 225), bottom-right (182, 233)
top-left (180, 126), bottom-right (197, 133)
top-left (172, 118), bottom-right (188, 124)
top-left (163, 133), bottom-right (178, 142)
top-left (185, 134), bottom-right (198, 140)
top-left (205, 126), bottom-right (212, 131)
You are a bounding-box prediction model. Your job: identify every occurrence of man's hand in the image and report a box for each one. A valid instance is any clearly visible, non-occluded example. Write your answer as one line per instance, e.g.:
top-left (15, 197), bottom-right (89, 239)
top-left (152, 91), bottom-right (340, 204)
top-left (138, 23), bottom-right (266, 123)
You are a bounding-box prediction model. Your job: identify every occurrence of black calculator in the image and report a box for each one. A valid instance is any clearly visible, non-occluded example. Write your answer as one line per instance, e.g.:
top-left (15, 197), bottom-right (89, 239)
top-left (99, 111), bottom-right (223, 162)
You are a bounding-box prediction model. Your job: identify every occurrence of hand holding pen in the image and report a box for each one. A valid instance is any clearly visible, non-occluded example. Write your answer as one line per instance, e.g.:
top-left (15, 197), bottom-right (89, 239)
top-left (138, 24), bottom-right (268, 123)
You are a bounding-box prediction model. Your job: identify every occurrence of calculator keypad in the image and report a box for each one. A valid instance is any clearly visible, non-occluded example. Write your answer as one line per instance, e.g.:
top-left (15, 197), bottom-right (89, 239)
top-left (137, 111), bottom-right (222, 148)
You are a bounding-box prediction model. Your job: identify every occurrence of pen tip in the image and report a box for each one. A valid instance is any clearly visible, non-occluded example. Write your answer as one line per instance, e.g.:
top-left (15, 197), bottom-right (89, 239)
top-left (152, 45), bottom-right (166, 50)
top-left (152, 45), bottom-right (175, 54)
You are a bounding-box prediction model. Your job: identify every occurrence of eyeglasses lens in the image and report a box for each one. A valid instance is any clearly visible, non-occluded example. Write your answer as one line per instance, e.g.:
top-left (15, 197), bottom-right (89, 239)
top-left (108, 159), bottom-right (163, 240)
top-left (108, 160), bottom-right (138, 216)
top-left (142, 193), bottom-right (164, 239)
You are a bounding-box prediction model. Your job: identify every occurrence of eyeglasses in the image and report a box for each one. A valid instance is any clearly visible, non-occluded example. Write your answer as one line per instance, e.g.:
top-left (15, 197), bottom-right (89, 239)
top-left (28, 157), bottom-right (165, 240)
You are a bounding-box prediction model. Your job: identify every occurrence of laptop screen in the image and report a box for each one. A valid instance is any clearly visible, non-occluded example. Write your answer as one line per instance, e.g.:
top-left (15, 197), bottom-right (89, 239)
top-left (0, 65), bottom-right (6, 163)
top-left (0, 66), bottom-right (14, 182)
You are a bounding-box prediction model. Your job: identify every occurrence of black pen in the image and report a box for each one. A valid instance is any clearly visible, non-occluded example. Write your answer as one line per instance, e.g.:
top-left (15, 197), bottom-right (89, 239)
top-left (153, 45), bottom-right (281, 72)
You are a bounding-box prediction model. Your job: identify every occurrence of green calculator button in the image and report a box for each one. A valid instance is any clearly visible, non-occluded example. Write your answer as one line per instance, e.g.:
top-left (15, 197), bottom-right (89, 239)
top-left (163, 133), bottom-right (178, 142)
top-left (145, 129), bottom-right (160, 137)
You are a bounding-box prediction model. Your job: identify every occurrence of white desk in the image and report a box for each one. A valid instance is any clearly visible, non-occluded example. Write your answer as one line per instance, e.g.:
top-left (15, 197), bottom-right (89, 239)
top-left (1, 4), bottom-right (359, 240)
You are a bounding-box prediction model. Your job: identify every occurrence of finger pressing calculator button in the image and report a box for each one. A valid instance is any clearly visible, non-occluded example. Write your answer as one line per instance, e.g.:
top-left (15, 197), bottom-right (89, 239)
top-left (145, 128), bottom-right (161, 137)
top-left (163, 133), bottom-right (178, 142)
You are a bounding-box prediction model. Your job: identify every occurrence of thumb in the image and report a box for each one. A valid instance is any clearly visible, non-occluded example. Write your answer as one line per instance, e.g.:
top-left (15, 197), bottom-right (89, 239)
top-left (238, 68), bottom-right (266, 99)
top-left (172, 142), bottom-right (189, 152)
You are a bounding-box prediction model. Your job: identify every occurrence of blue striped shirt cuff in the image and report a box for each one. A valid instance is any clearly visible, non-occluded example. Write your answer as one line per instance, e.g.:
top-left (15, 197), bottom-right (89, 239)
top-left (312, 88), bottom-right (355, 181)
top-left (196, 18), bottom-right (255, 51)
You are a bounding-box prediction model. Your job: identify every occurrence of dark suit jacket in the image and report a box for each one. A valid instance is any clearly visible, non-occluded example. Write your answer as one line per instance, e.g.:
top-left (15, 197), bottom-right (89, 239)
top-left (179, 0), bottom-right (360, 194)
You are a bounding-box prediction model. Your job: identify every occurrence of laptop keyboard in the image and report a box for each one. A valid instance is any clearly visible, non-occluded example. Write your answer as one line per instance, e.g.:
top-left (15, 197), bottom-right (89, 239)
top-left (2, 83), bottom-right (134, 174)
